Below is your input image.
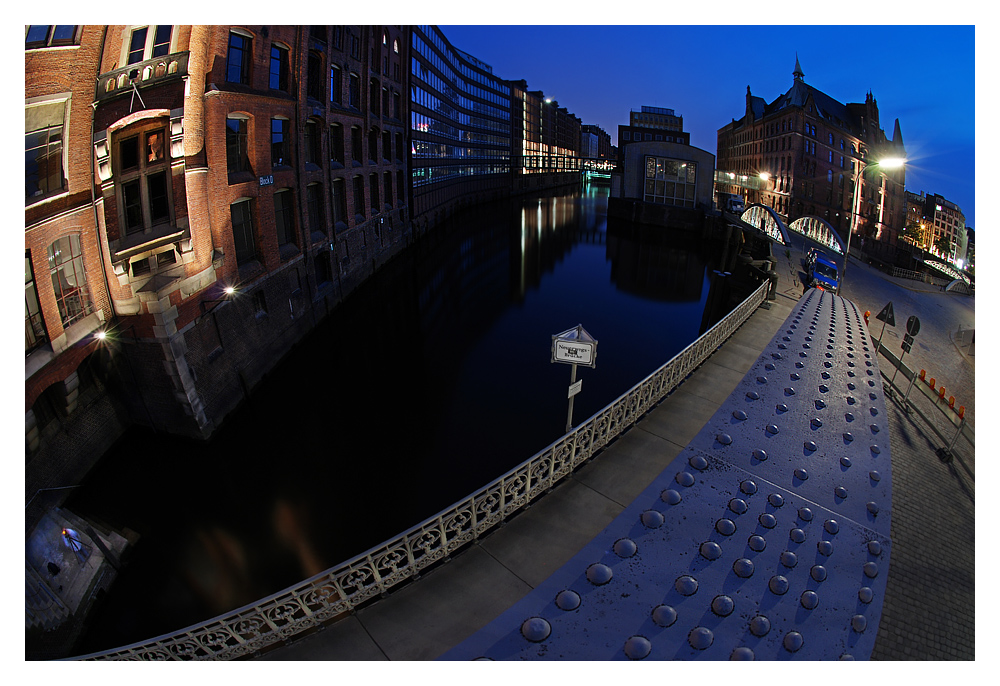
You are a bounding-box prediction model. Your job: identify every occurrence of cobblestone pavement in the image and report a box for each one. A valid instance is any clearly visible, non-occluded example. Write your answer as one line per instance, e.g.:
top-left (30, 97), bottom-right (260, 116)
top-left (846, 258), bottom-right (976, 661)
top-left (871, 396), bottom-right (975, 660)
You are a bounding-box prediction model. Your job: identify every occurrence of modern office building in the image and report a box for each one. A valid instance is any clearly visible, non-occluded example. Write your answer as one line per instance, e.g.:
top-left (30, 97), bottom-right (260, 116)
top-left (409, 25), bottom-right (512, 229)
top-left (716, 57), bottom-right (906, 251)
top-left (581, 124), bottom-right (612, 160)
top-left (508, 81), bottom-right (583, 193)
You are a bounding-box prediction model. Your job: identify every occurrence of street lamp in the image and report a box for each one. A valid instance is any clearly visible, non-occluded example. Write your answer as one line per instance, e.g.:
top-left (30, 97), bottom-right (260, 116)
top-left (841, 156), bottom-right (905, 294)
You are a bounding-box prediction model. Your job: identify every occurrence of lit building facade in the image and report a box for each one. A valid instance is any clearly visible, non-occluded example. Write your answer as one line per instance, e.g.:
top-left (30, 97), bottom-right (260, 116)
top-left (904, 190), bottom-right (968, 264)
top-left (509, 81), bottom-right (582, 177)
top-left (716, 58), bottom-right (906, 251)
top-left (26, 24), bottom-right (411, 471)
top-left (409, 25), bottom-right (512, 227)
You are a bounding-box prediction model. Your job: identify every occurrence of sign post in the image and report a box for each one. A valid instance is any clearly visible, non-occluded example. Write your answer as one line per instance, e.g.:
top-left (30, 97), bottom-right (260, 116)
top-left (890, 315), bottom-right (920, 391)
top-left (552, 325), bottom-right (597, 433)
top-left (874, 301), bottom-right (895, 352)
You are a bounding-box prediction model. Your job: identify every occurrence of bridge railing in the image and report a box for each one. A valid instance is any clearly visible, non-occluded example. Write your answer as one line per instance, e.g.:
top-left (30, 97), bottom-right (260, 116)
top-left (75, 280), bottom-right (771, 661)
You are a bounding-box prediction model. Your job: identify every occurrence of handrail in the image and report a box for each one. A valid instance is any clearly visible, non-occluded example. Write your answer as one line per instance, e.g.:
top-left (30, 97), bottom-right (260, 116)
top-left (75, 280), bottom-right (771, 660)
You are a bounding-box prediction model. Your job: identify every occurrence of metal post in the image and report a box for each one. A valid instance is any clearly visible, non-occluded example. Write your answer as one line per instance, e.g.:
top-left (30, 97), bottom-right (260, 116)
top-left (566, 363), bottom-right (578, 433)
top-left (901, 367), bottom-right (918, 414)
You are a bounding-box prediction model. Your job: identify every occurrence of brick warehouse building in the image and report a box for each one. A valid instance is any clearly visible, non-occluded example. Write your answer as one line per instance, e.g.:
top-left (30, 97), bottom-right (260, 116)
top-left (26, 25), bottom-right (411, 515)
top-left (716, 57), bottom-right (906, 261)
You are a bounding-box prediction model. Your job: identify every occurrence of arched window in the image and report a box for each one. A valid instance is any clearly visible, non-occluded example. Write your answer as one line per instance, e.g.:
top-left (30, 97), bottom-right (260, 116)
top-left (47, 235), bottom-right (92, 326)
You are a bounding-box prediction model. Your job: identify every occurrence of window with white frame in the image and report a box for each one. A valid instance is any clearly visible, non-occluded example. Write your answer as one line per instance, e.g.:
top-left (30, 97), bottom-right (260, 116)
top-left (25, 98), bottom-right (68, 204)
top-left (47, 235), bottom-right (93, 327)
top-left (125, 25), bottom-right (173, 65)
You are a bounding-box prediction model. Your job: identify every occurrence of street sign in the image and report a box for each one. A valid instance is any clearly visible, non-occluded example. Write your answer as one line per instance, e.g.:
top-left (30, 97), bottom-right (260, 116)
top-left (552, 325), bottom-right (598, 368)
top-left (901, 333), bottom-right (913, 353)
top-left (906, 315), bottom-right (921, 337)
top-left (568, 379), bottom-right (583, 398)
top-left (552, 324), bottom-right (598, 432)
top-left (554, 339), bottom-right (595, 366)
top-left (875, 301), bottom-right (895, 327)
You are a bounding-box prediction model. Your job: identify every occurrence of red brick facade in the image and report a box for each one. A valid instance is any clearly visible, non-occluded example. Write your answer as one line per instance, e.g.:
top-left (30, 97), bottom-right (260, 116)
top-left (26, 25), bottom-right (412, 466)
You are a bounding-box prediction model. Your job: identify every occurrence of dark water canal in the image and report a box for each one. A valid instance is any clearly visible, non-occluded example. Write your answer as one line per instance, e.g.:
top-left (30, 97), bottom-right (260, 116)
top-left (68, 184), bottom-right (739, 653)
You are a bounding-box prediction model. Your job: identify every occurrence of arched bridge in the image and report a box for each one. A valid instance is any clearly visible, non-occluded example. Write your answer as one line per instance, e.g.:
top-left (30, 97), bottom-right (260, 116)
top-left (735, 207), bottom-right (847, 257)
top-left (787, 216), bottom-right (846, 255)
top-left (736, 204), bottom-right (791, 246)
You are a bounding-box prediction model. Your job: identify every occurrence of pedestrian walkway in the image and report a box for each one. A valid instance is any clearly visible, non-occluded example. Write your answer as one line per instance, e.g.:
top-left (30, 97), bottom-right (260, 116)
top-left (258, 250), bottom-right (974, 661)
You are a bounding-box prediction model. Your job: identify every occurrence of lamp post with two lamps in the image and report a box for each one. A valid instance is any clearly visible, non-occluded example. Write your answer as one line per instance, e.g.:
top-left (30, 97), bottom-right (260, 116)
top-left (840, 156), bottom-right (906, 294)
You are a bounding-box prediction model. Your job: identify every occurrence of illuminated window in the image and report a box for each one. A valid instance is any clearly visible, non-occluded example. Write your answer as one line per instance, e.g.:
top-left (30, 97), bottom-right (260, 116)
top-left (116, 123), bottom-right (172, 235)
top-left (643, 156), bottom-right (697, 208)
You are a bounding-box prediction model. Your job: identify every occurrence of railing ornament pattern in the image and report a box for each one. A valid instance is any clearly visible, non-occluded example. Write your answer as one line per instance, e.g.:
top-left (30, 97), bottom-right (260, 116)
top-left (76, 280), bottom-right (770, 660)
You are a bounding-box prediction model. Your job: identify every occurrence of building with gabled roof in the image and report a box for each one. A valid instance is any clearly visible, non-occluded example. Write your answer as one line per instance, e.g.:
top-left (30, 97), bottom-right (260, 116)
top-left (716, 56), bottom-right (906, 254)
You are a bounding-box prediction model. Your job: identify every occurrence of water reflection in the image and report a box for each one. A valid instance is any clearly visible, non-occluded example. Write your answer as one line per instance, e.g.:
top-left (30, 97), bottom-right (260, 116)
top-left (68, 185), bottom-right (738, 653)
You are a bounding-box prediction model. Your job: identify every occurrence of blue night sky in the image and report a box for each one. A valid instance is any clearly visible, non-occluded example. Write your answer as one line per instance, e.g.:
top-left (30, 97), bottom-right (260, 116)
top-left (439, 24), bottom-right (977, 230)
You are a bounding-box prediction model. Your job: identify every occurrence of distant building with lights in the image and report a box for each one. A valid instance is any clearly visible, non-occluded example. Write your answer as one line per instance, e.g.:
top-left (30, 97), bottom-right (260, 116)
top-left (509, 80), bottom-right (582, 193)
top-left (716, 57), bottom-right (907, 264)
top-left (903, 190), bottom-right (968, 265)
top-left (581, 124), bottom-right (612, 160)
top-left (409, 25), bottom-right (512, 229)
top-left (618, 106), bottom-right (690, 166)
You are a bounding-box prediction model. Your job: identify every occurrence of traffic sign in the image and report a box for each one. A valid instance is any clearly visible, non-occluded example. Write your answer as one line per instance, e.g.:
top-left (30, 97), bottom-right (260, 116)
top-left (875, 301), bottom-right (895, 327)
top-left (906, 315), bottom-right (920, 337)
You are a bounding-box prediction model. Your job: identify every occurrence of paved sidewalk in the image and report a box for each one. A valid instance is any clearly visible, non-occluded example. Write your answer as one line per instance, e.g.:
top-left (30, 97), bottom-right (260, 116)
top-left (258, 249), bottom-right (974, 661)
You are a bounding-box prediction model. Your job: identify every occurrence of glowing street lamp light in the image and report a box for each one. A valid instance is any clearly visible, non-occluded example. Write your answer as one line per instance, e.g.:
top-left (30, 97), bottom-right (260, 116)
top-left (841, 156), bottom-right (905, 294)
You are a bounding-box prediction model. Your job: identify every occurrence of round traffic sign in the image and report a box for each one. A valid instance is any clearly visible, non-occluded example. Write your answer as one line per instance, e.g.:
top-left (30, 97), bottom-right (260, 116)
top-left (906, 315), bottom-right (920, 336)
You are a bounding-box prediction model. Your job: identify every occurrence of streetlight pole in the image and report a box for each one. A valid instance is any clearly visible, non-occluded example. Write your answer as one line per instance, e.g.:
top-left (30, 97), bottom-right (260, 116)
top-left (841, 156), bottom-right (905, 294)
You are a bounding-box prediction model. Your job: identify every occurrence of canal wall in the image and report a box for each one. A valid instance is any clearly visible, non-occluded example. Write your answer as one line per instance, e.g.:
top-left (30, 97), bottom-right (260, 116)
top-left (25, 216), bottom-right (413, 536)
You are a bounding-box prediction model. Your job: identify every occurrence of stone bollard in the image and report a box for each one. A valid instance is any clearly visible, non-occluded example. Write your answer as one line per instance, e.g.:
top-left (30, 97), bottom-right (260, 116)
top-left (767, 270), bottom-right (779, 300)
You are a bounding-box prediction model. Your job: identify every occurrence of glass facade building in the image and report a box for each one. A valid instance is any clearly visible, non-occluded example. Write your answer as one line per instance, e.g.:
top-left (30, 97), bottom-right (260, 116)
top-left (410, 25), bottom-right (511, 218)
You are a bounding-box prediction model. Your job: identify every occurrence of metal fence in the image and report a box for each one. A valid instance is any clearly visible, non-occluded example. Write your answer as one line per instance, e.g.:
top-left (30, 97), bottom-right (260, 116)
top-left (76, 280), bottom-right (771, 661)
top-left (873, 339), bottom-right (974, 463)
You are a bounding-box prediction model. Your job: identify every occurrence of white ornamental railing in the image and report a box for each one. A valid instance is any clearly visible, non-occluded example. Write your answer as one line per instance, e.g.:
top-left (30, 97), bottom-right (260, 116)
top-left (76, 280), bottom-right (771, 660)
